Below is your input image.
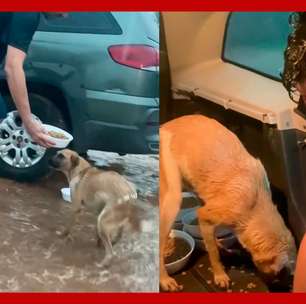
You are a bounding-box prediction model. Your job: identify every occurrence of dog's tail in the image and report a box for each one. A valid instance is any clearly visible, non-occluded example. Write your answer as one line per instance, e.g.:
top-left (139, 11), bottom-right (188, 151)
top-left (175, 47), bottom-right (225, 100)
top-left (117, 181), bottom-right (138, 205)
top-left (118, 192), bottom-right (137, 205)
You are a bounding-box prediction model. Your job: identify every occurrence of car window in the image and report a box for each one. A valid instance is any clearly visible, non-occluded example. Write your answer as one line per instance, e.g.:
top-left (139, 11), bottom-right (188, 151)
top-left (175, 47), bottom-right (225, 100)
top-left (38, 12), bottom-right (122, 35)
top-left (223, 12), bottom-right (292, 80)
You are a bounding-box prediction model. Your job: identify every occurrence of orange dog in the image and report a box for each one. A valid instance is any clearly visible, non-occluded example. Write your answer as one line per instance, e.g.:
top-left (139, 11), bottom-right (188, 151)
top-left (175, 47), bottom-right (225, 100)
top-left (160, 115), bottom-right (296, 291)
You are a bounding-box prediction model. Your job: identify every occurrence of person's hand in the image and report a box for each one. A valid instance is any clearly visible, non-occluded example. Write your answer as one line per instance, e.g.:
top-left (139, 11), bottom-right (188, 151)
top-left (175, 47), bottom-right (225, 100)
top-left (23, 118), bottom-right (55, 148)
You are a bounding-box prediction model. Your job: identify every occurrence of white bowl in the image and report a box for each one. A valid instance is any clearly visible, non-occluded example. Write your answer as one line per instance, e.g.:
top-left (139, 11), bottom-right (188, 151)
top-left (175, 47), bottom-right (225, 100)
top-left (61, 187), bottom-right (71, 203)
top-left (165, 229), bottom-right (195, 275)
top-left (43, 124), bottom-right (73, 148)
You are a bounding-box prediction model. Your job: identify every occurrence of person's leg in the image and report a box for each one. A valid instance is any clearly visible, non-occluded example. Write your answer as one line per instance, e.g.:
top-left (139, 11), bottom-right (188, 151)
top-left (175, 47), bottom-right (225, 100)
top-left (293, 233), bottom-right (306, 292)
top-left (0, 92), bottom-right (7, 120)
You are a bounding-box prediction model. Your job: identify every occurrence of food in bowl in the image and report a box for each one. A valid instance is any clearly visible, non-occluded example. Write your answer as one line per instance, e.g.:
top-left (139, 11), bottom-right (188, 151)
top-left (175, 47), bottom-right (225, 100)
top-left (164, 237), bottom-right (191, 264)
top-left (43, 124), bottom-right (73, 148)
top-left (165, 230), bottom-right (195, 275)
top-left (48, 130), bottom-right (68, 140)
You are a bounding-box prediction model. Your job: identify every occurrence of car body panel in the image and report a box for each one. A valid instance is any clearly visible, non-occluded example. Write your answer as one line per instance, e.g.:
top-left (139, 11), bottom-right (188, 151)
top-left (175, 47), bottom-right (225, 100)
top-left (29, 31), bottom-right (158, 98)
top-left (83, 89), bottom-right (159, 153)
top-left (18, 12), bottom-right (159, 154)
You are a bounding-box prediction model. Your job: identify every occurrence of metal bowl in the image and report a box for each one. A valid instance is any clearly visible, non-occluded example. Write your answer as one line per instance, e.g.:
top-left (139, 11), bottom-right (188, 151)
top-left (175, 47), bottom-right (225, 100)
top-left (182, 209), bottom-right (237, 250)
top-left (165, 229), bottom-right (195, 275)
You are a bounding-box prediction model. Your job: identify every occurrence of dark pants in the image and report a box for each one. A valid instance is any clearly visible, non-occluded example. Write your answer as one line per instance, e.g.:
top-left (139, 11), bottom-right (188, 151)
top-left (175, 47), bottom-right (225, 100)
top-left (0, 92), bottom-right (7, 119)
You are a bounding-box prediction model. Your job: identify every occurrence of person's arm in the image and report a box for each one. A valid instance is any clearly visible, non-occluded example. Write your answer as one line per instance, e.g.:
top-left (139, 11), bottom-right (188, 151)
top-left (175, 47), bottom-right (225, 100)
top-left (293, 233), bottom-right (306, 292)
top-left (4, 45), bottom-right (54, 148)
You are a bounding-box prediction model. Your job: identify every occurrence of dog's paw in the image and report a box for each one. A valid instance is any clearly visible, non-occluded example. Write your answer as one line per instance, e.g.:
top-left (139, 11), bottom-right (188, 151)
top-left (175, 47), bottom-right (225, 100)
top-left (96, 254), bottom-right (113, 269)
top-left (160, 275), bottom-right (183, 292)
top-left (214, 272), bottom-right (230, 289)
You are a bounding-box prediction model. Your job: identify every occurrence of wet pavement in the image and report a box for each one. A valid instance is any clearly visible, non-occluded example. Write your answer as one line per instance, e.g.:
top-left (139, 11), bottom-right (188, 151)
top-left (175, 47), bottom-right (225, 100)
top-left (0, 151), bottom-right (159, 292)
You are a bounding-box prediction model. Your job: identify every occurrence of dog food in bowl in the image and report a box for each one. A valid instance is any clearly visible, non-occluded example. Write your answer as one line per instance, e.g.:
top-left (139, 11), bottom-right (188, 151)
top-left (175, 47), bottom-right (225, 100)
top-left (165, 237), bottom-right (191, 264)
top-left (48, 130), bottom-right (68, 140)
top-left (43, 124), bottom-right (73, 148)
top-left (165, 230), bottom-right (195, 275)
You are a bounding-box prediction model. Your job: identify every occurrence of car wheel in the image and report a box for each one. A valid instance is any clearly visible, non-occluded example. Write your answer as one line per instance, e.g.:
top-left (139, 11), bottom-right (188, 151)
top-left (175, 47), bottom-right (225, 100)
top-left (0, 94), bottom-right (68, 181)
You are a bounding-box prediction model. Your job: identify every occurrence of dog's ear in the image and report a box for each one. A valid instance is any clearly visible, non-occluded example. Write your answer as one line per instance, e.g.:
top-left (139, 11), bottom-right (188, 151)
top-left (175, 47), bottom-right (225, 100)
top-left (71, 154), bottom-right (80, 168)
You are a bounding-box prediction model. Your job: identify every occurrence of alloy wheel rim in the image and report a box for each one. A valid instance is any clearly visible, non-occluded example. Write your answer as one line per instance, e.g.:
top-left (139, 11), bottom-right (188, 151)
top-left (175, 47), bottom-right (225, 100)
top-left (0, 111), bottom-right (46, 168)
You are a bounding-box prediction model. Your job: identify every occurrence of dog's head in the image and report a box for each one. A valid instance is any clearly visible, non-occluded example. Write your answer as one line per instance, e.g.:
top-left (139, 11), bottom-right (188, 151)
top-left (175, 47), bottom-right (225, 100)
top-left (49, 149), bottom-right (80, 174)
top-left (244, 164), bottom-right (297, 279)
top-left (252, 229), bottom-right (296, 278)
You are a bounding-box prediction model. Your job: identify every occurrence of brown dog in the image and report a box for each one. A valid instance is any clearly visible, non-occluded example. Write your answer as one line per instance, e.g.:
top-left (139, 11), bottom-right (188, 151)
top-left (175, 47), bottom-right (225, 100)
top-left (50, 149), bottom-right (140, 265)
top-left (160, 115), bottom-right (296, 291)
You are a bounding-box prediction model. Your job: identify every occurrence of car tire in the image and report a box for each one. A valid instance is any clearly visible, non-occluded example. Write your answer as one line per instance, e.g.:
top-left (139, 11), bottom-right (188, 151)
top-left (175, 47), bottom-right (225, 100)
top-left (0, 93), bottom-right (68, 182)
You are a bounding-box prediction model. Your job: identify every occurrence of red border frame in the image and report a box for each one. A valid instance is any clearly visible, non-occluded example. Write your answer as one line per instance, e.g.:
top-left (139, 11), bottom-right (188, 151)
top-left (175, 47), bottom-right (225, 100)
top-left (1, 2), bottom-right (306, 302)
top-left (0, 0), bottom-right (306, 11)
top-left (0, 292), bottom-right (306, 303)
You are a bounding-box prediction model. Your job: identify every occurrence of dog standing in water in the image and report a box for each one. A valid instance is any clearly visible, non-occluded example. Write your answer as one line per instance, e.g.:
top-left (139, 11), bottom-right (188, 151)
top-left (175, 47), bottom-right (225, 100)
top-left (160, 115), bottom-right (296, 291)
top-left (50, 149), bottom-right (142, 266)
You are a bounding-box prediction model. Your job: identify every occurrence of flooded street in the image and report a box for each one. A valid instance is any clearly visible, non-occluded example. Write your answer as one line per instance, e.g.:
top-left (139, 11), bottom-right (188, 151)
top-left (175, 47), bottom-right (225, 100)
top-left (0, 151), bottom-right (159, 291)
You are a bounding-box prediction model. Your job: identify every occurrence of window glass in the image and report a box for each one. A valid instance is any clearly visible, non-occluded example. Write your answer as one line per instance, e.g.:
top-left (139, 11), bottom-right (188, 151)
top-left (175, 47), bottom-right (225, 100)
top-left (38, 12), bottom-right (122, 35)
top-left (223, 12), bottom-right (292, 80)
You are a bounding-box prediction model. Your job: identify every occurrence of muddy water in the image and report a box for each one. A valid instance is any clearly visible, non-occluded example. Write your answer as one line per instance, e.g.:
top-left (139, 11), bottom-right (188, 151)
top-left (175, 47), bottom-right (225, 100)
top-left (0, 152), bottom-right (158, 291)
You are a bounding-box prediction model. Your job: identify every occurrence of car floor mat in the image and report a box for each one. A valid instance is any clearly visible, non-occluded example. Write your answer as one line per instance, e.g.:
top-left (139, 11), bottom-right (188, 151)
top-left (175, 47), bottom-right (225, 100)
top-left (172, 253), bottom-right (269, 292)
